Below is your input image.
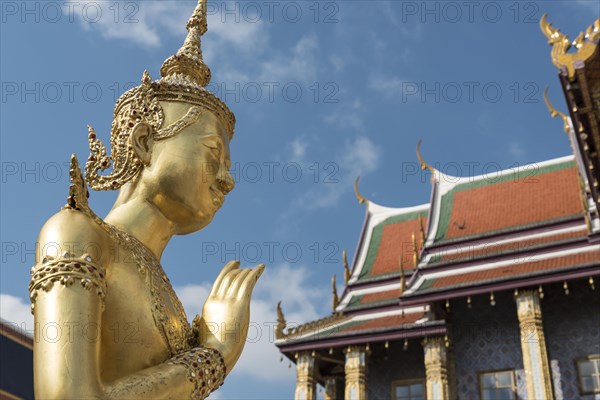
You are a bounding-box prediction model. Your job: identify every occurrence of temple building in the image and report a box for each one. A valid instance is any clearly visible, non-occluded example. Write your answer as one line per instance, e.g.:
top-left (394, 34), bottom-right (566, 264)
top-left (275, 16), bottom-right (600, 400)
top-left (0, 321), bottom-right (33, 400)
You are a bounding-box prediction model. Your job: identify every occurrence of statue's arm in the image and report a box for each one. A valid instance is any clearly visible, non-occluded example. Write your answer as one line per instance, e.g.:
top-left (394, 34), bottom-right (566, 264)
top-left (31, 210), bottom-right (224, 400)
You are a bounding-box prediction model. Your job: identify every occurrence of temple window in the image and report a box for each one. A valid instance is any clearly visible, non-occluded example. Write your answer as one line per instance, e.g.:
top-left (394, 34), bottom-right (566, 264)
top-left (392, 379), bottom-right (425, 400)
top-left (479, 370), bottom-right (516, 400)
top-left (576, 355), bottom-right (600, 395)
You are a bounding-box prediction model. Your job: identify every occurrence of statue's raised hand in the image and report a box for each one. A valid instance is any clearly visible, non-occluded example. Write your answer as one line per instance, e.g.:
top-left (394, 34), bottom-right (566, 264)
top-left (195, 260), bottom-right (265, 374)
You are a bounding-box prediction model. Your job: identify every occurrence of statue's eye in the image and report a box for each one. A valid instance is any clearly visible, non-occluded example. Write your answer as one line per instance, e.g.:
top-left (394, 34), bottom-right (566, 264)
top-left (203, 141), bottom-right (222, 156)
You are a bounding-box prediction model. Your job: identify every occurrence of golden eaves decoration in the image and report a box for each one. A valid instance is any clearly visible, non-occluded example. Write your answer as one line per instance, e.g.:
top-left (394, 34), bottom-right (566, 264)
top-left (540, 14), bottom-right (600, 80)
top-left (543, 86), bottom-right (570, 134)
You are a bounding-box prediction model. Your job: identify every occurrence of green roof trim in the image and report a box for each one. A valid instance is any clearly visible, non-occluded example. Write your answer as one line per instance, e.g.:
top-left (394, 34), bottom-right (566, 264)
top-left (434, 160), bottom-right (576, 242)
top-left (347, 294), bottom-right (363, 308)
top-left (358, 210), bottom-right (428, 281)
top-left (311, 320), bottom-right (363, 339)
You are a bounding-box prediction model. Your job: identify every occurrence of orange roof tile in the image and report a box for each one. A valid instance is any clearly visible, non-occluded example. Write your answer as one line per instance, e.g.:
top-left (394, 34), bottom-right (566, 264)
top-left (359, 288), bottom-right (400, 305)
top-left (437, 163), bottom-right (583, 242)
top-left (371, 218), bottom-right (426, 276)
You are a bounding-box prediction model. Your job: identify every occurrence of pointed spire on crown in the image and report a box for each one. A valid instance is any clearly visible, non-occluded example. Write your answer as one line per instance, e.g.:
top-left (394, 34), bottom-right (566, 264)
top-left (160, 0), bottom-right (211, 87)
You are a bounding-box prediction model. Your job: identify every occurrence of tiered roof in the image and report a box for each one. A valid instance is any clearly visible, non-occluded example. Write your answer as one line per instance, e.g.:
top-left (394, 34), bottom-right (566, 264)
top-left (276, 154), bottom-right (599, 352)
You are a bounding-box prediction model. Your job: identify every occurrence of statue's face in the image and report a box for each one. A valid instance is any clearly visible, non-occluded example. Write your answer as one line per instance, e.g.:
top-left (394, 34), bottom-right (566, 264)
top-left (139, 102), bottom-right (234, 234)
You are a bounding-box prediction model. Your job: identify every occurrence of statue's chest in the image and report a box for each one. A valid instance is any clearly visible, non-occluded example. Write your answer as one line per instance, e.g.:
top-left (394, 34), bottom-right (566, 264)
top-left (136, 255), bottom-right (192, 355)
top-left (102, 231), bottom-right (192, 358)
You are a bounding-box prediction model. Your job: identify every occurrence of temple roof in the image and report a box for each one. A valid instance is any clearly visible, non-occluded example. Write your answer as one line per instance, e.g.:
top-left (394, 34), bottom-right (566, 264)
top-left (348, 202), bottom-right (428, 286)
top-left (425, 156), bottom-right (583, 246)
top-left (276, 155), bottom-right (599, 349)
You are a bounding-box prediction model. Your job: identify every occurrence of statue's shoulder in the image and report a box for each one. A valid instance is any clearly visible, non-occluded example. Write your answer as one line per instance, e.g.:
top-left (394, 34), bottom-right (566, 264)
top-left (36, 154), bottom-right (109, 265)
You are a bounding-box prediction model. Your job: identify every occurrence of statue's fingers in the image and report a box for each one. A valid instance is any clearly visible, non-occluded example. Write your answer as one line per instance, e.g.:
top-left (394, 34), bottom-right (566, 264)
top-left (227, 269), bottom-right (250, 298)
top-left (211, 260), bottom-right (240, 296)
top-left (238, 264), bottom-right (265, 299)
top-left (216, 269), bottom-right (242, 297)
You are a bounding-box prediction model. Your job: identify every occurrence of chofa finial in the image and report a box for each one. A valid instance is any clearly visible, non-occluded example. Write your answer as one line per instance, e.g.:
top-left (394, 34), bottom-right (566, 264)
top-left (416, 140), bottom-right (435, 174)
top-left (343, 248), bottom-right (351, 284)
top-left (543, 87), bottom-right (570, 134)
top-left (332, 275), bottom-right (339, 312)
top-left (353, 176), bottom-right (369, 205)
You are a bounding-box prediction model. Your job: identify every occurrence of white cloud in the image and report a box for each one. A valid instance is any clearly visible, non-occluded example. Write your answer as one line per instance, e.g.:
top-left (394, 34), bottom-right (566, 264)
top-left (174, 264), bottom-right (327, 383)
top-left (72, 1), bottom-right (327, 100)
top-left (285, 136), bottom-right (381, 212)
top-left (73, 1), bottom-right (270, 61)
top-left (75, 1), bottom-right (189, 47)
top-left (290, 138), bottom-right (308, 162)
top-left (508, 141), bottom-right (526, 159)
top-left (176, 283), bottom-right (213, 320)
top-left (368, 73), bottom-right (410, 98)
top-left (324, 98), bottom-right (366, 131)
top-left (257, 32), bottom-right (320, 84)
top-left (0, 294), bottom-right (34, 336)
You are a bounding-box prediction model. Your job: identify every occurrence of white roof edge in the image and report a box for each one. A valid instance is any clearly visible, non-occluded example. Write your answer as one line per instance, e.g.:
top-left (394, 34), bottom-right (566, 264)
top-left (367, 200), bottom-right (429, 216)
top-left (435, 154), bottom-right (574, 188)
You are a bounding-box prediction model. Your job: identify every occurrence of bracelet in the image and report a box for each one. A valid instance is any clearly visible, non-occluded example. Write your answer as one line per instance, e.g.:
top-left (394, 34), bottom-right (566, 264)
top-left (168, 346), bottom-right (226, 399)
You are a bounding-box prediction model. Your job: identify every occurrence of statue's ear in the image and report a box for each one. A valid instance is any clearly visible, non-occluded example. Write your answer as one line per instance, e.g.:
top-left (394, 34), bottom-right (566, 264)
top-left (131, 123), bottom-right (154, 166)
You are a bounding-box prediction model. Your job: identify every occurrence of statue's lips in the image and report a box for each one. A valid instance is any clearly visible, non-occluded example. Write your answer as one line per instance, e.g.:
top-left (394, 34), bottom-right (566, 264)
top-left (210, 185), bottom-right (225, 206)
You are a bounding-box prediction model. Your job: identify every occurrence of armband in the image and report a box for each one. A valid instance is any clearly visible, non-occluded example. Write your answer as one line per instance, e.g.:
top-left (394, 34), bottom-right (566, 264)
top-left (29, 253), bottom-right (107, 312)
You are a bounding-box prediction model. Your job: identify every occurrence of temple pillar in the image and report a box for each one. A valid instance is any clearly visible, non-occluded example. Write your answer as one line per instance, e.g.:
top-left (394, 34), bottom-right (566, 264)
top-left (294, 351), bottom-right (316, 400)
top-left (422, 337), bottom-right (450, 400)
top-left (515, 290), bottom-right (554, 400)
top-left (324, 375), bottom-right (343, 400)
top-left (344, 346), bottom-right (368, 400)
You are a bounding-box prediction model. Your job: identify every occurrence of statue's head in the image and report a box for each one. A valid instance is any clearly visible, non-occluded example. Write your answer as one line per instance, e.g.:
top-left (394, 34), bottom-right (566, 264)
top-left (85, 0), bottom-right (235, 233)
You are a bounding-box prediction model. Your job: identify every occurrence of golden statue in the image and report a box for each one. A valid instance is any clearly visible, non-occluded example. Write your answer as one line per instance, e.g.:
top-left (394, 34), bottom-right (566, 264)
top-left (28, 1), bottom-right (265, 398)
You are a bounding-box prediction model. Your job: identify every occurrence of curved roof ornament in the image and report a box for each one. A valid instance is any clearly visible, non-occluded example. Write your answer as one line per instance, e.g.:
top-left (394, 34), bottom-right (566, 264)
top-left (543, 86), bottom-right (570, 134)
top-left (342, 248), bottom-right (351, 284)
top-left (399, 257), bottom-right (406, 295)
top-left (275, 301), bottom-right (287, 339)
top-left (416, 140), bottom-right (437, 185)
top-left (353, 176), bottom-right (369, 205)
top-left (540, 14), bottom-right (600, 80)
top-left (416, 140), bottom-right (434, 173)
top-left (332, 275), bottom-right (339, 312)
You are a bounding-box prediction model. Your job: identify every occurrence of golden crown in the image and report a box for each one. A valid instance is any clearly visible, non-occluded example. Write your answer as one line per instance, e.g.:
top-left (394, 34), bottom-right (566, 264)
top-left (86, 0), bottom-right (235, 191)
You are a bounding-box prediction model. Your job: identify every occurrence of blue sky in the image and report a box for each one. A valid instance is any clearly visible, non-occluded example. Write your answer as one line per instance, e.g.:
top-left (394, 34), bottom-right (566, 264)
top-left (1, 1), bottom-right (598, 398)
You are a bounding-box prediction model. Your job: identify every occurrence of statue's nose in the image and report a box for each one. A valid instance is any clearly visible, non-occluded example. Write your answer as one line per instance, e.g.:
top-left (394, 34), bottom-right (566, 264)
top-left (217, 164), bottom-right (235, 194)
